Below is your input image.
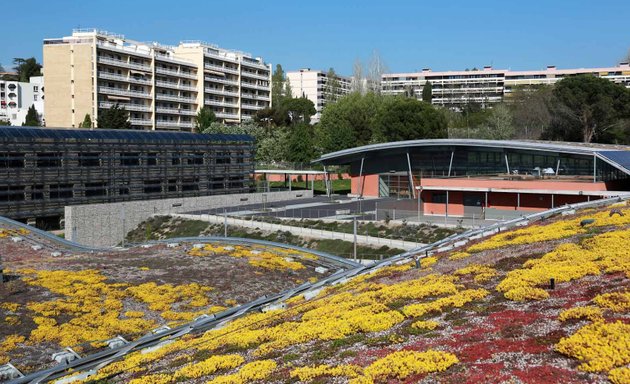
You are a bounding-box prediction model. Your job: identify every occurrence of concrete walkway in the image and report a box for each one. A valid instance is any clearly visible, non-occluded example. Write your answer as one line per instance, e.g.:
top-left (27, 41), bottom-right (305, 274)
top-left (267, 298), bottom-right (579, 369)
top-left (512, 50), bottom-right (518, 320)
top-left (172, 213), bottom-right (424, 251)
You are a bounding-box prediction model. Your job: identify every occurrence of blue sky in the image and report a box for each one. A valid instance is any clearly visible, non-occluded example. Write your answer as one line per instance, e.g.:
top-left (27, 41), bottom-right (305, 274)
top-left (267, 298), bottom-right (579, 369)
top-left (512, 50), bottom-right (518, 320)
top-left (1, 0), bottom-right (629, 75)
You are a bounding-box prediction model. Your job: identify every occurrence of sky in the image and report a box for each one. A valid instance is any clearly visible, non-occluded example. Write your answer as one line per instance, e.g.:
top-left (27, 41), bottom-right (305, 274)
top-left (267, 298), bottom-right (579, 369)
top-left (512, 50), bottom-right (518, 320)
top-left (1, 0), bottom-right (629, 76)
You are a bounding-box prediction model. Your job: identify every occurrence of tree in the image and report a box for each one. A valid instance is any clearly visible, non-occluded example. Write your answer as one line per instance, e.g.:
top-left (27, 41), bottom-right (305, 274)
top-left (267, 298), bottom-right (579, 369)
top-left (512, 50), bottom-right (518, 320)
top-left (284, 79), bottom-right (293, 99)
top-left (509, 85), bottom-right (554, 140)
top-left (351, 59), bottom-right (365, 94)
top-left (374, 97), bottom-right (447, 142)
top-left (422, 81), bottom-right (432, 103)
top-left (194, 107), bottom-right (216, 132)
top-left (271, 64), bottom-right (286, 107)
top-left (286, 123), bottom-right (316, 163)
top-left (366, 50), bottom-right (387, 94)
top-left (553, 75), bottom-right (630, 142)
top-left (479, 104), bottom-right (514, 139)
top-left (283, 97), bottom-right (316, 125)
top-left (97, 104), bottom-right (131, 129)
top-left (79, 114), bottom-right (92, 128)
top-left (13, 58), bottom-right (42, 82)
top-left (324, 67), bottom-right (341, 103)
top-left (22, 105), bottom-right (40, 127)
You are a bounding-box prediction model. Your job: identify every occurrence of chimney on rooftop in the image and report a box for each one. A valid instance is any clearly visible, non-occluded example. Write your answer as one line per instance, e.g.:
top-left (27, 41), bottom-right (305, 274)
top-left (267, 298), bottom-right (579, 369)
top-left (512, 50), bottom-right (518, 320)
top-left (422, 68), bottom-right (431, 73)
top-left (483, 65), bottom-right (492, 70)
top-left (547, 65), bottom-right (556, 70)
top-left (619, 62), bottom-right (629, 68)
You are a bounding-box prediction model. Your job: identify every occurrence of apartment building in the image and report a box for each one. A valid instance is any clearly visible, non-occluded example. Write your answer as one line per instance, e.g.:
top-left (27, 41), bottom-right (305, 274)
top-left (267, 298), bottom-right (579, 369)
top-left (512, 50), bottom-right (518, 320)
top-left (286, 69), bottom-right (352, 123)
top-left (0, 76), bottom-right (44, 126)
top-left (43, 29), bottom-right (271, 131)
top-left (382, 63), bottom-right (630, 109)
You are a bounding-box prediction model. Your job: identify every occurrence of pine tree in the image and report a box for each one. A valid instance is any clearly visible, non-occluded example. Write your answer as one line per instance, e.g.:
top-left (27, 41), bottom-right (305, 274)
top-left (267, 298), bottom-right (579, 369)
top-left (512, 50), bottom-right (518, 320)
top-left (422, 81), bottom-right (433, 103)
top-left (97, 104), bottom-right (131, 129)
top-left (22, 105), bottom-right (40, 126)
top-left (79, 114), bottom-right (92, 128)
top-left (194, 107), bottom-right (216, 132)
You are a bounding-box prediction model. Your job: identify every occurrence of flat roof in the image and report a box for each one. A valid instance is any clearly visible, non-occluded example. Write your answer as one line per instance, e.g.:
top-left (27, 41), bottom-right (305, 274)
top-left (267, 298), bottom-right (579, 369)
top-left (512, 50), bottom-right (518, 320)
top-left (255, 169), bottom-right (326, 175)
top-left (0, 126), bottom-right (254, 143)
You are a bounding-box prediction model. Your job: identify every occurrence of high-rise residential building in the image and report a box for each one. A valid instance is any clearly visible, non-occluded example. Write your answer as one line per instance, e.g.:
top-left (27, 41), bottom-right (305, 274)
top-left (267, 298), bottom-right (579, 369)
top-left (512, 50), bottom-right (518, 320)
top-left (381, 63), bottom-right (630, 109)
top-left (43, 29), bottom-right (271, 131)
top-left (286, 69), bottom-right (351, 123)
top-left (0, 76), bottom-right (44, 126)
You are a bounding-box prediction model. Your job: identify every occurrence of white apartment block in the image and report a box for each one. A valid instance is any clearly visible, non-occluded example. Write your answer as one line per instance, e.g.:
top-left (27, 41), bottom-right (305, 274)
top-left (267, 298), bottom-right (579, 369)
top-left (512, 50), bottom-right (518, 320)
top-left (382, 63), bottom-right (630, 109)
top-left (0, 76), bottom-right (45, 126)
top-left (43, 29), bottom-right (271, 131)
top-left (286, 69), bottom-right (351, 123)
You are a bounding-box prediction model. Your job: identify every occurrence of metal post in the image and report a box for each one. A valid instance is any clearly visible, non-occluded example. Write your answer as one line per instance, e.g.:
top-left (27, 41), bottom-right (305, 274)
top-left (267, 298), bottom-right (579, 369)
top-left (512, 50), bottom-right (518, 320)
top-left (323, 165), bottom-right (330, 197)
top-left (517, 192), bottom-right (520, 209)
top-left (555, 158), bottom-right (561, 176)
top-left (446, 190), bottom-right (449, 218)
top-left (447, 150), bottom-right (454, 177)
top-left (353, 216), bottom-right (357, 262)
top-left (406, 152), bottom-right (415, 199)
top-left (121, 204), bottom-right (126, 248)
top-left (223, 209), bottom-right (227, 237)
top-left (593, 155), bottom-right (597, 183)
top-left (358, 157), bottom-right (365, 198)
top-left (289, 175), bottom-right (292, 191)
top-left (417, 189), bottom-right (421, 222)
top-left (551, 194), bottom-right (554, 208)
top-left (375, 201), bottom-right (378, 221)
top-left (504, 154), bottom-right (510, 174)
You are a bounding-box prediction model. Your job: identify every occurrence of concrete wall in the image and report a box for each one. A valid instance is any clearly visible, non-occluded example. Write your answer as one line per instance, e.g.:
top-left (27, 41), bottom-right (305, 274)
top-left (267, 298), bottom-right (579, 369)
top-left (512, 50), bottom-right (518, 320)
top-left (65, 190), bottom-right (313, 247)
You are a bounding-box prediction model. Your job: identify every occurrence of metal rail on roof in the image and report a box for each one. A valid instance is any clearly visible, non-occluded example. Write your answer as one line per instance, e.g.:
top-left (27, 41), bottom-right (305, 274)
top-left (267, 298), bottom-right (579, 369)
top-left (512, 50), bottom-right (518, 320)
top-left (315, 139), bottom-right (630, 164)
top-left (6, 195), bottom-right (630, 383)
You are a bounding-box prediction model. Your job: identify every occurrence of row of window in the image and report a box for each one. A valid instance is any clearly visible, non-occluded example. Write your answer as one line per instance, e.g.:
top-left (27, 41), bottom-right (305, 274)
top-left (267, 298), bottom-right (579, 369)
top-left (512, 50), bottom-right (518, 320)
top-left (0, 178), bottom-right (248, 202)
top-left (0, 152), bottom-right (249, 168)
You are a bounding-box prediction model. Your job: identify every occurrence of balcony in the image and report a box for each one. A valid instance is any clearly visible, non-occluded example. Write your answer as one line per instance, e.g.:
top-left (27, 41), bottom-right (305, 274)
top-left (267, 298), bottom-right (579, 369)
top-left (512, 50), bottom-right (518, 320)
top-left (241, 82), bottom-right (269, 91)
top-left (156, 120), bottom-right (194, 128)
top-left (205, 76), bottom-right (239, 86)
top-left (99, 86), bottom-right (151, 98)
top-left (205, 63), bottom-right (239, 74)
top-left (99, 101), bottom-right (151, 112)
top-left (156, 80), bottom-right (197, 92)
top-left (204, 88), bottom-right (240, 97)
top-left (155, 94), bottom-right (197, 103)
top-left (241, 59), bottom-right (269, 70)
top-left (205, 99), bottom-right (239, 108)
top-left (97, 56), bottom-right (151, 72)
top-left (241, 103), bottom-right (264, 110)
top-left (215, 112), bottom-right (240, 120)
top-left (98, 72), bottom-right (152, 85)
top-left (156, 107), bottom-right (197, 116)
top-left (241, 71), bottom-right (269, 81)
top-left (129, 118), bottom-right (153, 126)
top-left (155, 67), bottom-right (197, 79)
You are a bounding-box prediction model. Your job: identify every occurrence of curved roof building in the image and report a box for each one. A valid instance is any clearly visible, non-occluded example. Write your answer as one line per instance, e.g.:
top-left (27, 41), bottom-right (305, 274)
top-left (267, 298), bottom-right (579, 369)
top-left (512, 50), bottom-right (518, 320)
top-left (315, 139), bottom-right (630, 218)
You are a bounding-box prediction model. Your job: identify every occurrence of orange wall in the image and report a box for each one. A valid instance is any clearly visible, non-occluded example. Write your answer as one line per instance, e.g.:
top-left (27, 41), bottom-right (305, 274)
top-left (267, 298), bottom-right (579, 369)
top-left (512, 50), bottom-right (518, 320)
top-left (419, 178), bottom-right (608, 191)
top-left (352, 174), bottom-right (379, 197)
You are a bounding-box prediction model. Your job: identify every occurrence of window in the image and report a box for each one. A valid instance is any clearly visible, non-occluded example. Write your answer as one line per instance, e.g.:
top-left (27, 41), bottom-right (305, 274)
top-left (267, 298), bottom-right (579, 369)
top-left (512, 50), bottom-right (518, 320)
top-left (171, 154), bottom-right (181, 165)
top-left (216, 152), bottom-right (231, 164)
top-left (182, 178), bottom-right (199, 191)
top-left (431, 192), bottom-right (447, 204)
top-left (143, 180), bottom-right (162, 194)
top-left (167, 179), bottom-right (177, 192)
top-left (0, 186), bottom-right (25, 202)
top-left (31, 185), bottom-right (44, 200)
top-left (34, 95), bottom-right (38, 101)
top-left (187, 152), bottom-right (204, 165)
top-left (120, 153), bottom-right (140, 166)
top-left (84, 182), bottom-right (107, 197)
top-left (0, 152), bottom-right (25, 168)
top-left (37, 152), bottom-right (62, 167)
top-left (50, 184), bottom-right (74, 199)
top-left (147, 153), bottom-right (158, 166)
top-left (78, 153), bottom-right (100, 167)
